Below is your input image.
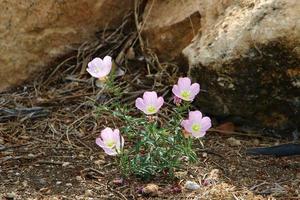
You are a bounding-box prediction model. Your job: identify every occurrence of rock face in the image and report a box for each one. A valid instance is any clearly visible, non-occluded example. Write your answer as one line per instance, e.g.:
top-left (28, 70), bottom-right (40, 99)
top-left (183, 0), bottom-right (300, 131)
top-left (141, 0), bottom-right (201, 61)
top-left (0, 0), bottom-right (133, 91)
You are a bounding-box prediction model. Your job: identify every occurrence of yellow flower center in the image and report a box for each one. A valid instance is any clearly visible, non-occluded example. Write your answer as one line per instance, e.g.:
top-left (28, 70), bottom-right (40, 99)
top-left (146, 105), bottom-right (156, 114)
top-left (192, 124), bottom-right (201, 132)
top-left (180, 90), bottom-right (191, 100)
top-left (105, 140), bottom-right (116, 148)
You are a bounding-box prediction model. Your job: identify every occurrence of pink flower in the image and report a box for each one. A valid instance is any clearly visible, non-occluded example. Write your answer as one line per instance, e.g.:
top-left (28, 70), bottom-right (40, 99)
top-left (87, 56), bottom-right (112, 79)
top-left (95, 128), bottom-right (124, 156)
top-left (135, 91), bottom-right (164, 115)
top-left (181, 111), bottom-right (211, 138)
top-left (172, 77), bottom-right (200, 101)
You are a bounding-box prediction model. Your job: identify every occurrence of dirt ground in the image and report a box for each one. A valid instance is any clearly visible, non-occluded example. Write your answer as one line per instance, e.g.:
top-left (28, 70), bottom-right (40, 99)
top-left (1, 112), bottom-right (299, 200)
top-left (1, 28), bottom-right (299, 200)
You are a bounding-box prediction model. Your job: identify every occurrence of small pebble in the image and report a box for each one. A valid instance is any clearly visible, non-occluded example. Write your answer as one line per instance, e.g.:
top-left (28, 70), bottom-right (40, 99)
top-left (20, 136), bottom-right (30, 140)
top-left (85, 189), bottom-right (93, 197)
top-left (227, 137), bottom-right (242, 146)
top-left (6, 192), bottom-right (16, 200)
top-left (78, 154), bottom-right (85, 158)
top-left (66, 183), bottom-right (72, 187)
top-left (39, 178), bottom-right (47, 185)
top-left (62, 162), bottom-right (70, 167)
top-left (94, 160), bottom-right (105, 165)
top-left (56, 181), bottom-right (62, 185)
top-left (252, 139), bottom-right (260, 146)
top-left (28, 153), bottom-right (35, 158)
top-left (76, 176), bottom-right (82, 181)
top-left (184, 181), bottom-right (200, 190)
top-left (142, 183), bottom-right (159, 196)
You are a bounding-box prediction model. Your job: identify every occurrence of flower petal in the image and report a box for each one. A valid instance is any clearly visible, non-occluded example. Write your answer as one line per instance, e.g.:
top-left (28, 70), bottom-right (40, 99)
top-left (103, 56), bottom-right (112, 67)
top-left (181, 119), bottom-right (193, 133)
top-left (181, 119), bottom-right (188, 128)
top-left (190, 83), bottom-right (200, 98)
top-left (95, 138), bottom-right (106, 148)
top-left (135, 97), bottom-right (146, 112)
top-left (178, 77), bottom-right (191, 90)
top-left (112, 129), bottom-right (120, 139)
top-left (143, 91), bottom-right (158, 105)
top-left (172, 85), bottom-right (181, 98)
top-left (188, 111), bottom-right (202, 122)
top-left (86, 67), bottom-right (99, 78)
top-left (102, 146), bottom-right (117, 156)
top-left (191, 131), bottom-right (206, 138)
top-left (156, 96), bottom-right (164, 110)
top-left (92, 57), bottom-right (103, 67)
top-left (101, 56), bottom-right (112, 77)
top-left (88, 59), bottom-right (96, 69)
top-left (112, 129), bottom-right (122, 148)
top-left (100, 127), bottom-right (114, 141)
top-left (200, 116), bottom-right (212, 131)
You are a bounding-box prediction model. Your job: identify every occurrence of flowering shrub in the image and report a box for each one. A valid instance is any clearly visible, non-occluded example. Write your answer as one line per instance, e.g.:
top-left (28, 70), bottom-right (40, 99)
top-left (89, 56), bottom-right (212, 179)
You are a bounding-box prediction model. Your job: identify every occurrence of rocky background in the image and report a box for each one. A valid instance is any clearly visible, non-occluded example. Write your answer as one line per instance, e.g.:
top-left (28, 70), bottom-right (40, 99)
top-left (0, 0), bottom-right (299, 133)
top-left (0, 0), bottom-right (134, 91)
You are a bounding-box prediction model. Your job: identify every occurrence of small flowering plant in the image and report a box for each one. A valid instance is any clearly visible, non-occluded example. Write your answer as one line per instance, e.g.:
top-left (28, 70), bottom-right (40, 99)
top-left (86, 56), bottom-right (125, 97)
top-left (92, 65), bottom-right (212, 179)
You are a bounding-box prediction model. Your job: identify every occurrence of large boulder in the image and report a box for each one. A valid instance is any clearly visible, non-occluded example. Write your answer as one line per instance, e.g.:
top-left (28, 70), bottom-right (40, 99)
top-left (141, 0), bottom-right (201, 61)
top-left (0, 0), bottom-right (133, 91)
top-left (183, 0), bottom-right (300, 131)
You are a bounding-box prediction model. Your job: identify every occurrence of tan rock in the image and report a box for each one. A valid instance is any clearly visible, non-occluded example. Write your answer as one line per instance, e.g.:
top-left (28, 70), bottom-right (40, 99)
top-left (0, 0), bottom-right (133, 91)
top-left (142, 183), bottom-right (159, 197)
top-left (184, 0), bottom-right (299, 67)
top-left (142, 0), bottom-right (201, 61)
top-left (183, 0), bottom-right (300, 130)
